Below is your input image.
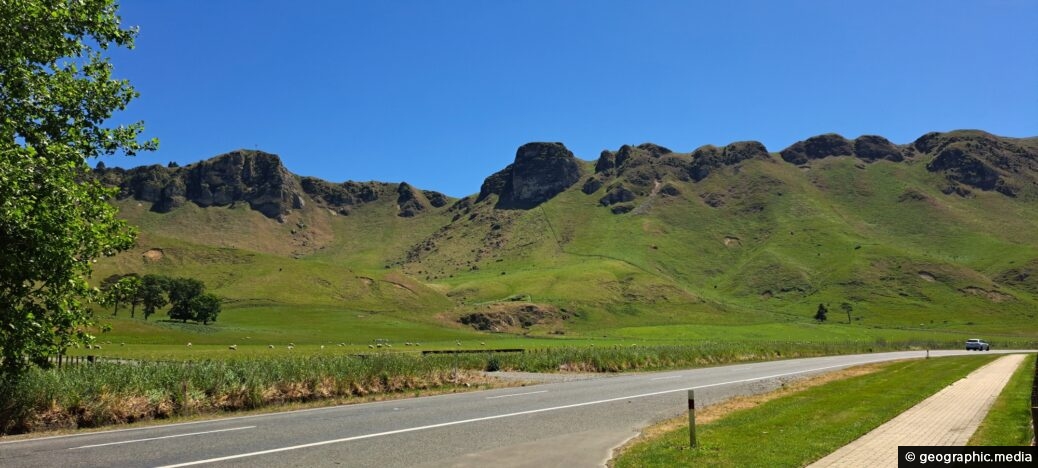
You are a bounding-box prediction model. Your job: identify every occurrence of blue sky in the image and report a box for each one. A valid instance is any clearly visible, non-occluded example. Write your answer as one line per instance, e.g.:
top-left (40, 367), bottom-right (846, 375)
top-left (103, 0), bottom-right (1038, 197)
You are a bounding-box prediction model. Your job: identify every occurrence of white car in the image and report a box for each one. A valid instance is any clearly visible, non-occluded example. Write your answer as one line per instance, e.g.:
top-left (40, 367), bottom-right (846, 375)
top-left (965, 339), bottom-right (990, 351)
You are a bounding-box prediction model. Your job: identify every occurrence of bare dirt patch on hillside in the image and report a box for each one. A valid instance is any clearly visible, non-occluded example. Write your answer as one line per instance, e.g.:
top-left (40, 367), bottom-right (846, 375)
top-left (458, 303), bottom-right (573, 333)
top-left (142, 248), bottom-right (164, 262)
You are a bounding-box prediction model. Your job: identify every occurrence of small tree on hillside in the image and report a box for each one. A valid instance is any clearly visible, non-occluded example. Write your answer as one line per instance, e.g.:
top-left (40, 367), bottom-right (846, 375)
top-left (840, 302), bottom-right (853, 324)
top-left (191, 293), bottom-right (222, 325)
top-left (140, 276), bottom-right (168, 319)
top-left (100, 274), bottom-right (125, 316)
top-left (117, 276), bottom-right (142, 318)
top-left (167, 277), bottom-right (204, 323)
top-left (140, 274), bottom-right (169, 320)
top-left (814, 303), bottom-right (829, 323)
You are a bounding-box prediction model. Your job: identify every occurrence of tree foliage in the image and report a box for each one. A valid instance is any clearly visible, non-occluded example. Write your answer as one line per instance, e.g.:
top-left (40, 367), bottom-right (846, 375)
top-left (0, 0), bottom-right (156, 377)
top-left (166, 277), bottom-right (206, 323)
top-left (814, 303), bottom-right (829, 323)
top-left (139, 274), bottom-right (169, 320)
top-left (191, 293), bottom-right (222, 325)
top-left (840, 302), bottom-right (853, 324)
top-left (118, 275), bottom-right (142, 318)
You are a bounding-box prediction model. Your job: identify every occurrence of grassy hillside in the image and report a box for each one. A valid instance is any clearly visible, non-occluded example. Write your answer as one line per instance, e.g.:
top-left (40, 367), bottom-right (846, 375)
top-left (89, 132), bottom-right (1038, 358)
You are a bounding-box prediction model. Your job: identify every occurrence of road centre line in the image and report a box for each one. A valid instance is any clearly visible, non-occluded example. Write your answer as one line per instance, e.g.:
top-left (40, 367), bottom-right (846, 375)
top-left (157, 361), bottom-right (862, 467)
top-left (485, 390), bottom-right (548, 399)
top-left (3, 352), bottom-right (939, 447)
top-left (69, 426), bottom-right (256, 450)
top-left (650, 375), bottom-right (683, 380)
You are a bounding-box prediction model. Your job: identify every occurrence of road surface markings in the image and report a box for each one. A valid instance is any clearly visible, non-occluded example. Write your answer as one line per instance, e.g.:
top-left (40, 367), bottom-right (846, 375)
top-left (157, 361), bottom-right (862, 467)
top-left (485, 390), bottom-right (548, 400)
top-left (650, 375), bottom-right (683, 381)
top-left (69, 426), bottom-right (255, 450)
top-left (3, 351), bottom-right (950, 448)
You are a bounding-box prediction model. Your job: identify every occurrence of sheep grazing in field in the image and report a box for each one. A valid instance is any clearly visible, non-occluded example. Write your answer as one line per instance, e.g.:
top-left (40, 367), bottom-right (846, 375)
top-left (376, 343), bottom-right (383, 348)
top-left (480, 342), bottom-right (485, 346)
top-left (338, 343), bottom-right (344, 347)
top-left (287, 345), bottom-right (294, 350)
top-left (229, 345), bottom-right (238, 350)
top-left (268, 345), bottom-right (275, 349)
top-left (186, 342), bottom-right (192, 347)
top-left (368, 344), bottom-right (374, 349)
top-left (288, 342), bottom-right (295, 347)
top-left (320, 345), bottom-right (325, 349)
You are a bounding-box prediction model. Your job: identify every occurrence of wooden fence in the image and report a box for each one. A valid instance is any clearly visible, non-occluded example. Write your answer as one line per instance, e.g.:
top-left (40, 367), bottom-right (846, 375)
top-left (47, 355), bottom-right (99, 367)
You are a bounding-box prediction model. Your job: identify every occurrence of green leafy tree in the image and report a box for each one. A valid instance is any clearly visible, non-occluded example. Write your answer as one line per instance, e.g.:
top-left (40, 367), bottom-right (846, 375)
top-left (119, 275), bottom-right (142, 318)
top-left (191, 293), bottom-right (221, 325)
top-left (814, 303), bottom-right (829, 323)
top-left (840, 302), bottom-right (853, 324)
top-left (167, 277), bottom-right (204, 323)
top-left (0, 0), bottom-right (156, 377)
top-left (139, 274), bottom-right (169, 321)
top-left (104, 274), bottom-right (138, 317)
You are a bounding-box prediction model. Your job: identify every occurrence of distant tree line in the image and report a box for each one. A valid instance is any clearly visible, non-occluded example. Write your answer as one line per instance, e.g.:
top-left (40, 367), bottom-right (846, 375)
top-left (100, 274), bottom-right (221, 325)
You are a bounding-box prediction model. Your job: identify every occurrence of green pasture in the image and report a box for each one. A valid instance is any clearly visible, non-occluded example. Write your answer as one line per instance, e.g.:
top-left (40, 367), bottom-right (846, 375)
top-left (73, 300), bottom-right (1037, 361)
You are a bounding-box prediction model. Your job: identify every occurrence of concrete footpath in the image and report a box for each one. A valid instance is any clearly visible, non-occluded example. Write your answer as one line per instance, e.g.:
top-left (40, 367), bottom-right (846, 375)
top-left (809, 353), bottom-right (1027, 467)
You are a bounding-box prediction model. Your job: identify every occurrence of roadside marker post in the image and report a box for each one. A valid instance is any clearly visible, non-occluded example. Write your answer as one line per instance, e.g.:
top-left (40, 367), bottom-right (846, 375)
top-left (688, 389), bottom-right (697, 448)
top-left (1031, 358), bottom-right (1037, 444)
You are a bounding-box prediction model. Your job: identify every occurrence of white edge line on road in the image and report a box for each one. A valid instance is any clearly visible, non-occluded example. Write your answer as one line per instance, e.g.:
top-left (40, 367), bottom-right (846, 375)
top-left (485, 390), bottom-right (548, 400)
top-left (2, 350), bottom-right (1027, 447)
top-left (156, 361), bottom-right (864, 468)
top-left (650, 375), bottom-right (682, 381)
top-left (69, 426), bottom-right (256, 450)
top-left (3, 350), bottom-right (955, 447)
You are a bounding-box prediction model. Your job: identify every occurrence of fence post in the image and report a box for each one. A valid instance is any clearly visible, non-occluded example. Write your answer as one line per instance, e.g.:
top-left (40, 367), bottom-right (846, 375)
top-left (1031, 358), bottom-right (1036, 445)
top-left (688, 389), bottom-right (697, 448)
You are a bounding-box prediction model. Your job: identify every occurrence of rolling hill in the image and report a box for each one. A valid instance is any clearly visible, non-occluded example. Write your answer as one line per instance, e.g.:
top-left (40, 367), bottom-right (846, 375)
top-left (91, 130), bottom-right (1038, 349)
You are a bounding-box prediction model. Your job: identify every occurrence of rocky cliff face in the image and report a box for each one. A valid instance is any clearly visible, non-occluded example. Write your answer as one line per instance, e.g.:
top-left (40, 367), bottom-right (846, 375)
top-left (100, 131), bottom-right (1037, 224)
top-left (478, 142), bottom-right (582, 208)
top-left (777, 130), bottom-right (1038, 197)
top-left (911, 130), bottom-right (1038, 197)
top-left (99, 150), bottom-right (451, 220)
top-left (395, 182), bottom-right (449, 217)
top-left (100, 150), bottom-right (306, 219)
top-left (689, 141), bottom-right (770, 181)
top-left (779, 133), bottom-right (902, 165)
top-left (299, 177), bottom-right (383, 215)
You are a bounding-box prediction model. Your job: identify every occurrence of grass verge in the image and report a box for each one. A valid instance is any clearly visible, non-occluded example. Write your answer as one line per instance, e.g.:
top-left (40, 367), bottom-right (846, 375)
top-left (968, 353), bottom-right (1036, 446)
top-left (612, 355), bottom-right (998, 467)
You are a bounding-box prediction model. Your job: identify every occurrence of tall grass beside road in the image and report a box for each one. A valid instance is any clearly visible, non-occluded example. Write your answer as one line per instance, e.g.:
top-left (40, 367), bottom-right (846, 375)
top-left (0, 339), bottom-right (981, 435)
top-left (0, 354), bottom-right (470, 435)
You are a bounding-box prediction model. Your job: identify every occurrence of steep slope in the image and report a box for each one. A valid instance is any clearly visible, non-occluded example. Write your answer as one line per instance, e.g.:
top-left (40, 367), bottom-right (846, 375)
top-left (94, 130), bottom-right (1038, 339)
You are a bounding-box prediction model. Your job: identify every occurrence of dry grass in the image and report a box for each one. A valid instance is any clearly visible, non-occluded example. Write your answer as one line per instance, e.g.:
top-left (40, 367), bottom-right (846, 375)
top-left (4, 370), bottom-right (513, 441)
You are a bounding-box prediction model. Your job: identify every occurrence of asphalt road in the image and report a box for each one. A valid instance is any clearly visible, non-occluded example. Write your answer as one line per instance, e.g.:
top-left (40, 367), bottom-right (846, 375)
top-left (0, 350), bottom-right (1026, 468)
